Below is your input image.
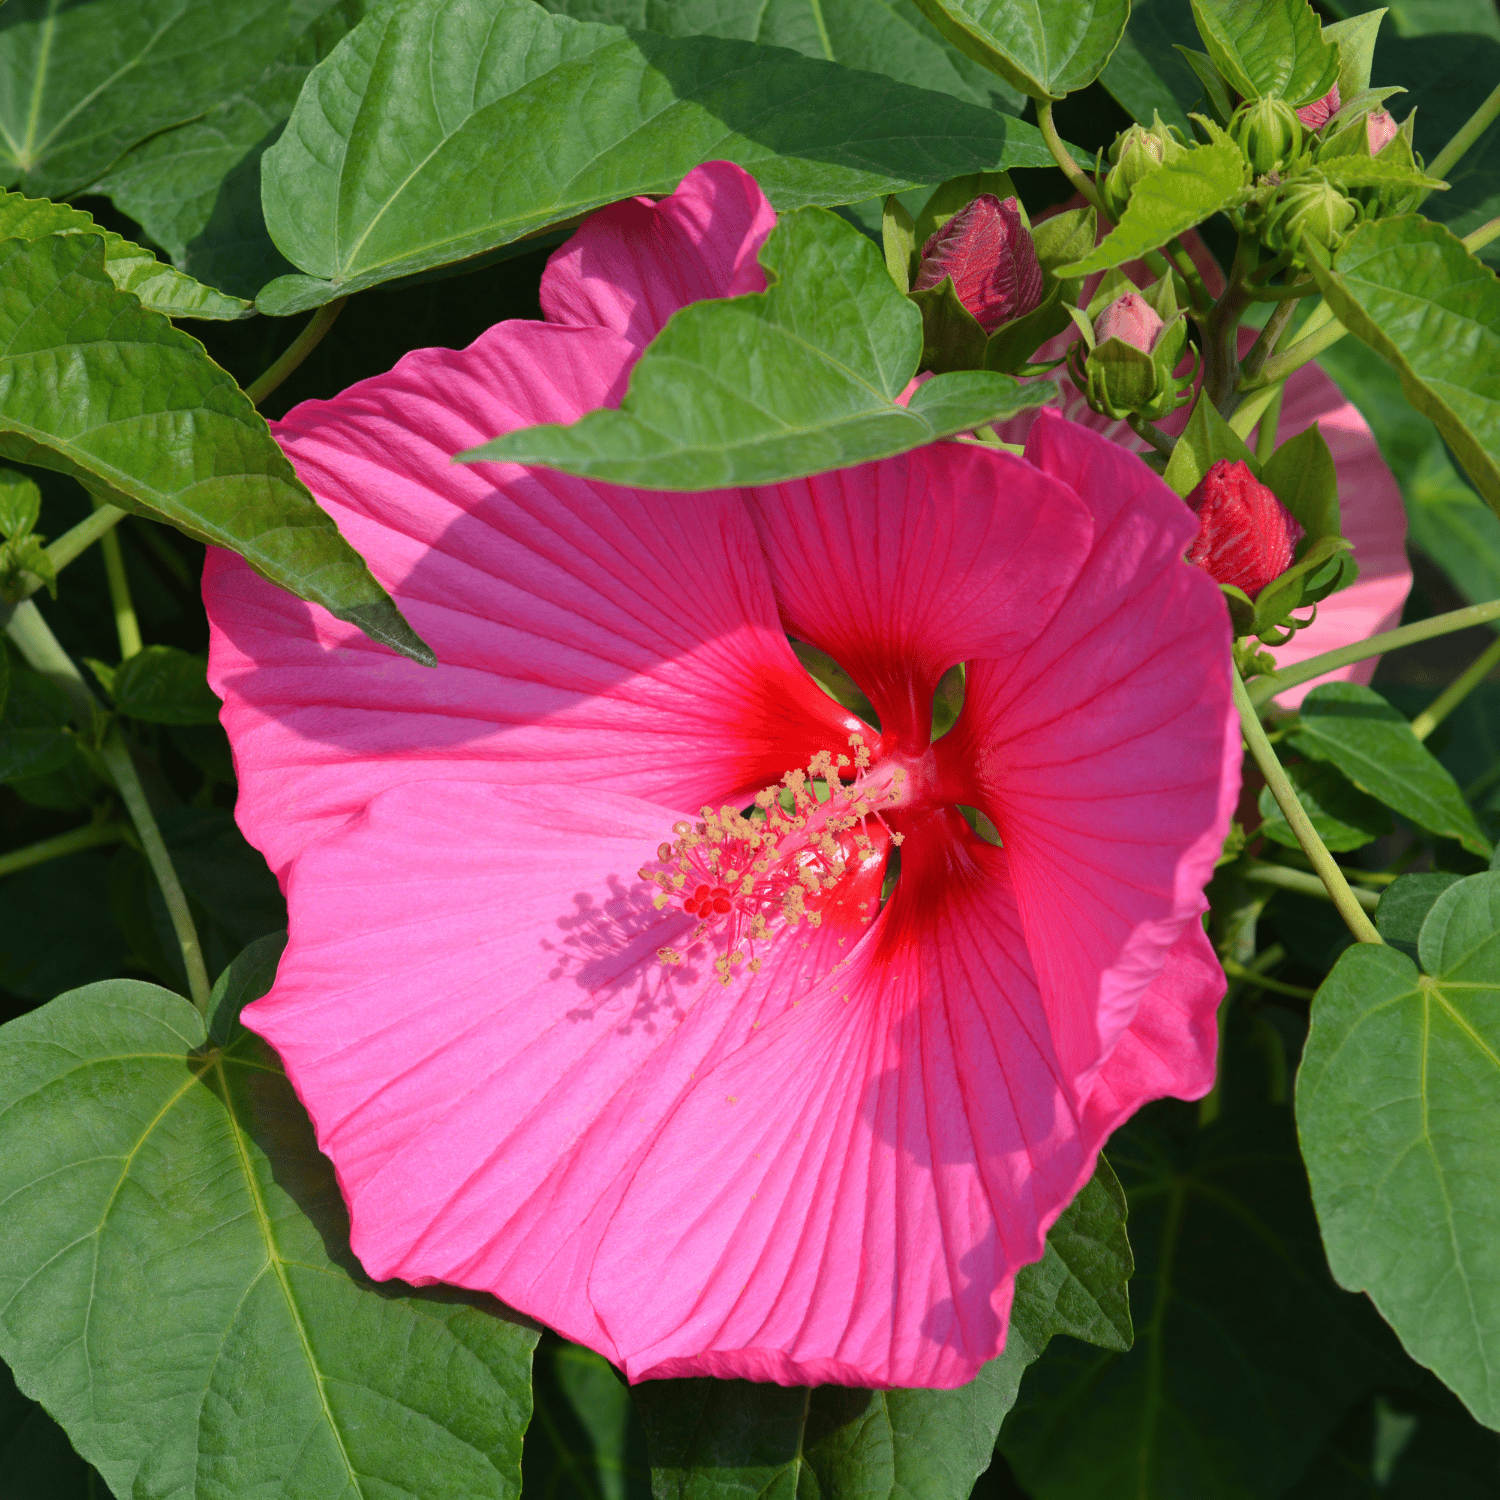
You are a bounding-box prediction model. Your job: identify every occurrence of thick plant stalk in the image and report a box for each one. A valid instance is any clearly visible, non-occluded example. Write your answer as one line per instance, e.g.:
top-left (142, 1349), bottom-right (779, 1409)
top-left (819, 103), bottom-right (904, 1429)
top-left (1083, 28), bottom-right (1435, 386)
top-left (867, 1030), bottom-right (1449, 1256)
top-left (1234, 673), bottom-right (1383, 943)
top-left (1427, 80), bottom-right (1500, 183)
top-left (95, 500), bottom-right (142, 661)
top-left (5, 600), bottom-right (211, 1010)
top-left (1037, 100), bottom-right (1110, 220)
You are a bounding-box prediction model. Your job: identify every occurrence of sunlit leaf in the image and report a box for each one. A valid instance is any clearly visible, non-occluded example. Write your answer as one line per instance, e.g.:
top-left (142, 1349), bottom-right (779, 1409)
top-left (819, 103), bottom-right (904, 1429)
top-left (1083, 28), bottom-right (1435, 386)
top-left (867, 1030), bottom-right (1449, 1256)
top-left (1189, 0), bottom-right (1340, 105)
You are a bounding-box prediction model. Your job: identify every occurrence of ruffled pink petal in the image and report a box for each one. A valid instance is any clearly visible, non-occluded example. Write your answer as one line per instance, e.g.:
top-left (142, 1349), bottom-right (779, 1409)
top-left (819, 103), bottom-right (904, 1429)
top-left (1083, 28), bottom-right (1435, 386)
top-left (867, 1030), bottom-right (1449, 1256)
top-left (539, 161), bottom-right (776, 348)
top-left (1260, 359), bottom-right (1411, 706)
top-left (206, 318), bottom-right (854, 878)
top-left (246, 779), bottom-right (882, 1361)
top-left (743, 444), bottom-right (1094, 750)
top-left (942, 416), bottom-right (1239, 1081)
top-left (592, 804), bottom-right (1218, 1389)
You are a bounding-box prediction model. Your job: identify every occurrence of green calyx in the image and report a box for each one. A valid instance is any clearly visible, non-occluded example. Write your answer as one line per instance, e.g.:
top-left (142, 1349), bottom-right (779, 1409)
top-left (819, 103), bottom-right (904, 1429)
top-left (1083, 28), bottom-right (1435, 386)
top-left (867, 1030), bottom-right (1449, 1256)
top-left (1065, 270), bottom-right (1195, 422)
top-left (1100, 114), bottom-right (1190, 222)
top-left (1233, 97), bottom-right (1307, 178)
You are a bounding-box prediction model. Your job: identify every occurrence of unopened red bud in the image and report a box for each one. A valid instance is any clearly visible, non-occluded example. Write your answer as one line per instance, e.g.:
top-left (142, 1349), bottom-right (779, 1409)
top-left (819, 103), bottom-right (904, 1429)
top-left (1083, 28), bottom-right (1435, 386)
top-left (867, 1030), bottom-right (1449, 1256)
top-left (1296, 84), bottom-right (1341, 131)
top-left (912, 194), bottom-right (1045, 334)
top-left (1094, 292), bottom-right (1164, 353)
top-left (1365, 109), bottom-right (1398, 154)
top-left (1185, 459), bottom-right (1305, 598)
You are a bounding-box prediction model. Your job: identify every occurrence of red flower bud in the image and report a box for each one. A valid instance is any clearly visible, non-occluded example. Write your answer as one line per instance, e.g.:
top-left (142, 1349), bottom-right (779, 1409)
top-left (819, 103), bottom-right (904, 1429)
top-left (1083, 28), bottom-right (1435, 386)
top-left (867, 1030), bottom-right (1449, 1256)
top-left (1093, 292), bottom-right (1164, 353)
top-left (911, 194), bottom-right (1045, 334)
top-left (1185, 459), bottom-right (1305, 598)
top-left (1296, 84), bottom-right (1342, 131)
top-left (1365, 109), bottom-right (1398, 154)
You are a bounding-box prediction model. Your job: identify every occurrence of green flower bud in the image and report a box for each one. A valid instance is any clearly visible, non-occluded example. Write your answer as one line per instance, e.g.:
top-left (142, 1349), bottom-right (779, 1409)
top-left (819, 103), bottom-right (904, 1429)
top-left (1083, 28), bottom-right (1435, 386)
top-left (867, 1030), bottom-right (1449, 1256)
top-left (1262, 176), bottom-right (1358, 255)
top-left (1066, 280), bottom-right (1194, 422)
top-left (1100, 114), bottom-right (1186, 220)
top-left (1233, 96), bottom-right (1305, 177)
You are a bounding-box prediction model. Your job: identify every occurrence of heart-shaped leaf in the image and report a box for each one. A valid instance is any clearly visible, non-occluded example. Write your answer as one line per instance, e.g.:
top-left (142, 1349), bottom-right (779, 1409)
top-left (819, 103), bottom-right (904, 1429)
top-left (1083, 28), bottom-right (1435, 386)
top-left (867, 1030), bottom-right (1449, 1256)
top-left (1189, 0), bottom-right (1340, 105)
top-left (0, 944), bottom-right (538, 1499)
top-left (464, 206), bottom-right (1052, 489)
top-left (258, 0), bottom-right (1063, 313)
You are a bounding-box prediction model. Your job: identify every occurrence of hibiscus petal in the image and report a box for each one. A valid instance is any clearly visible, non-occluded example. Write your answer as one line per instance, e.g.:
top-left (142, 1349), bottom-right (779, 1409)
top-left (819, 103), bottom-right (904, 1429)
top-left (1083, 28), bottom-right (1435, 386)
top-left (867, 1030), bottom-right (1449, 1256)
top-left (539, 161), bottom-right (776, 348)
top-left (743, 444), bottom-right (1094, 750)
top-left (1260, 357), bottom-right (1411, 706)
top-left (944, 416), bottom-right (1239, 1080)
top-left (591, 808), bottom-right (1203, 1389)
top-left (246, 780), bottom-right (879, 1360)
top-left (206, 317), bottom-right (854, 877)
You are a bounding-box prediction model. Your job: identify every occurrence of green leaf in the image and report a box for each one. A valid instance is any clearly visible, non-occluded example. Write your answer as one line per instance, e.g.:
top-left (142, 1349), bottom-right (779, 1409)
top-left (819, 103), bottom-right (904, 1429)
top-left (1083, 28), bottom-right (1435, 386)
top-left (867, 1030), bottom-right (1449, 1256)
top-left (93, 0), bottom-right (384, 303)
top-left (0, 959), bottom-right (539, 1498)
top-left (906, 0), bottom-right (1129, 100)
top-left (1298, 878), bottom-right (1500, 1428)
top-left (1322, 10), bottom-right (1386, 97)
top-left (109, 644), bottom-right (222, 724)
top-left (462, 207), bottom-right (1052, 490)
top-left (258, 0), bottom-right (1063, 314)
top-left (1289, 684), bottom-right (1492, 856)
top-left (1190, 0), bottom-right (1340, 104)
top-left (637, 1158), bottom-right (1130, 1500)
top-left (0, 1358), bottom-right (96, 1498)
top-left (0, 853), bottom-right (123, 1001)
top-left (1375, 870), bottom-right (1465, 958)
top-left (0, 234), bottom-right (433, 665)
top-left (0, 466), bottom-right (40, 539)
top-left (1309, 155), bottom-right (1440, 193)
top-left (0, 189), bottom-right (251, 319)
top-left (0, 668), bottom-right (74, 782)
top-left (1162, 387), bottom-right (1257, 497)
top-left (1001, 1107), bottom-right (1397, 1498)
top-left (535, 0), bottom-right (1027, 115)
top-left (0, 0), bottom-right (317, 199)
top-left (1258, 759), bottom-right (1393, 851)
top-left (1304, 217), bottom-right (1500, 517)
top-left (1056, 136), bottom-right (1248, 275)
top-left (1098, 0), bottom-right (1203, 132)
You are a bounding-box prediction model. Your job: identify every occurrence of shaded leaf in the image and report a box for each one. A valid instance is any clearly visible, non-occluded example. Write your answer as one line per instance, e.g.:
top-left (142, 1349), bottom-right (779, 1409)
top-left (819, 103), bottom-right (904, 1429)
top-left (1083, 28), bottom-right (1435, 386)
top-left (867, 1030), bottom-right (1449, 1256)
top-left (1375, 870), bottom-right (1465, 958)
top-left (907, 0), bottom-right (1129, 100)
top-left (1258, 759), bottom-right (1393, 852)
top-left (1057, 136), bottom-right (1248, 275)
top-left (0, 465), bottom-right (40, 539)
top-left (1298, 876), bottom-right (1500, 1429)
top-left (0, 1357), bottom-right (96, 1497)
top-left (637, 1158), bottom-right (1130, 1500)
top-left (109, 644), bottom-right (221, 725)
top-left (1304, 216), bottom-right (1500, 516)
top-left (0, 0), bottom-right (317, 198)
top-left (0, 668), bottom-right (74, 782)
top-left (258, 0), bottom-right (1063, 313)
top-left (464, 207), bottom-right (1052, 489)
top-left (1190, 0), bottom-right (1341, 105)
top-left (1001, 1107), bottom-right (1397, 1498)
top-left (0, 234), bottom-right (432, 665)
top-left (1098, 0), bottom-right (1203, 131)
top-left (0, 852), bottom-right (123, 1002)
top-left (1289, 682), bottom-right (1492, 856)
top-left (0, 960), bottom-right (538, 1498)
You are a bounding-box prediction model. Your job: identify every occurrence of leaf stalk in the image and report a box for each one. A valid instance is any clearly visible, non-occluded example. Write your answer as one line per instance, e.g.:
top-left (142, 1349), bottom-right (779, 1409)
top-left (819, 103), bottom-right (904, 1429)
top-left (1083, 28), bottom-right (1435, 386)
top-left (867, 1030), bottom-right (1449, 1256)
top-left (247, 296), bottom-right (349, 407)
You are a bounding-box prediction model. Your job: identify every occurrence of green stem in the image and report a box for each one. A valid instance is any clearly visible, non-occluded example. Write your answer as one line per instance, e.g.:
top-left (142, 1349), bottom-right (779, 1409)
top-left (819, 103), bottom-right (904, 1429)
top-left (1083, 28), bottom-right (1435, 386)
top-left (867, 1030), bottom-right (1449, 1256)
top-left (1222, 956), bottom-right (1316, 1000)
top-left (1239, 296), bottom-right (1300, 388)
top-left (1254, 300), bottom-right (1346, 386)
top-left (246, 296), bottom-right (348, 407)
top-left (1464, 216), bottom-right (1500, 255)
top-left (1410, 632), bottom-right (1500, 741)
top-left (131, 517), bottom-right (194, 588)
top-left (1235, 674), bottom-right (1383, 941)
top-left (8, 504), bottom-right (130, 605)
top-left (1203, 235), bottom-right (1254, 411)
top-left (1255, 384), bottom-right (1284, 464)
top-left (5, 601), bottom-right (211, 1010)
top-left (1243, 278), bottom-right (1319, 303)
top-left (1247, 597), bottom-right (1500, 706)
top-left (95, 500), bottom-right (142, 660)
top-left (1037, 100), bottom-right (1110, 220)
top-left (0, 820), bottom-right (125, 878)
top-left (1242, 859), bottom-right (1381, 914)
top-left (1427, 80), bottom-right (1500, 183)
top-left (1127, 411), bottom-right (1176, 457)
top-left (1228, 381), bottom-right (1283, 443)
top-left (1165, 236), bottom-right (1213, 316)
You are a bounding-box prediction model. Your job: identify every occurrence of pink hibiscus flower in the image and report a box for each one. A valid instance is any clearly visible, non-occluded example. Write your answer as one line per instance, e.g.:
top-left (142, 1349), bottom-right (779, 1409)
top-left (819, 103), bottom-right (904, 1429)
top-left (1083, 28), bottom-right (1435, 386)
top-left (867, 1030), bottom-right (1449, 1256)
top-left (205, 163), bottom-right (1239, 1389)
top-left (996, 207), bottom-right (1411, 707)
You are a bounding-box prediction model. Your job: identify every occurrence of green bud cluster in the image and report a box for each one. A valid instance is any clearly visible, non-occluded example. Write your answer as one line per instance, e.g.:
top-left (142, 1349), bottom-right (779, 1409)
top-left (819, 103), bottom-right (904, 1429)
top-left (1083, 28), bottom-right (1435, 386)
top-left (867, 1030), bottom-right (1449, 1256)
top-left (1232, 97), bottom-right (1306, 178)
top-left (1065, 270), bottom-right (1196, 423)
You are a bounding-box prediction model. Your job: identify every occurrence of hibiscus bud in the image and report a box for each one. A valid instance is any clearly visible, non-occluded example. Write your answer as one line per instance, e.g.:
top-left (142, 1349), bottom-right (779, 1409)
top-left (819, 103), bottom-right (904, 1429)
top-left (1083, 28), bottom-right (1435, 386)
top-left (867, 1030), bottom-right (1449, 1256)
top-left (1296, 84), bottom-right (1342, 132)
top-left (1094, 292), bottom-right (1163, 353)
top-left (1186, 459), bottom-right (1305, 598)
top-left (1235, 96), bottom-right (1305, 175)
top-left (1263, 176), bottom-right (1358, 255)
top-left (911, 194), bottom-right (1045, 334)
top-left (1365, 109), bottom-right (1398, 154)
top-left (1101, 118), bottom-right (1185, 219)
